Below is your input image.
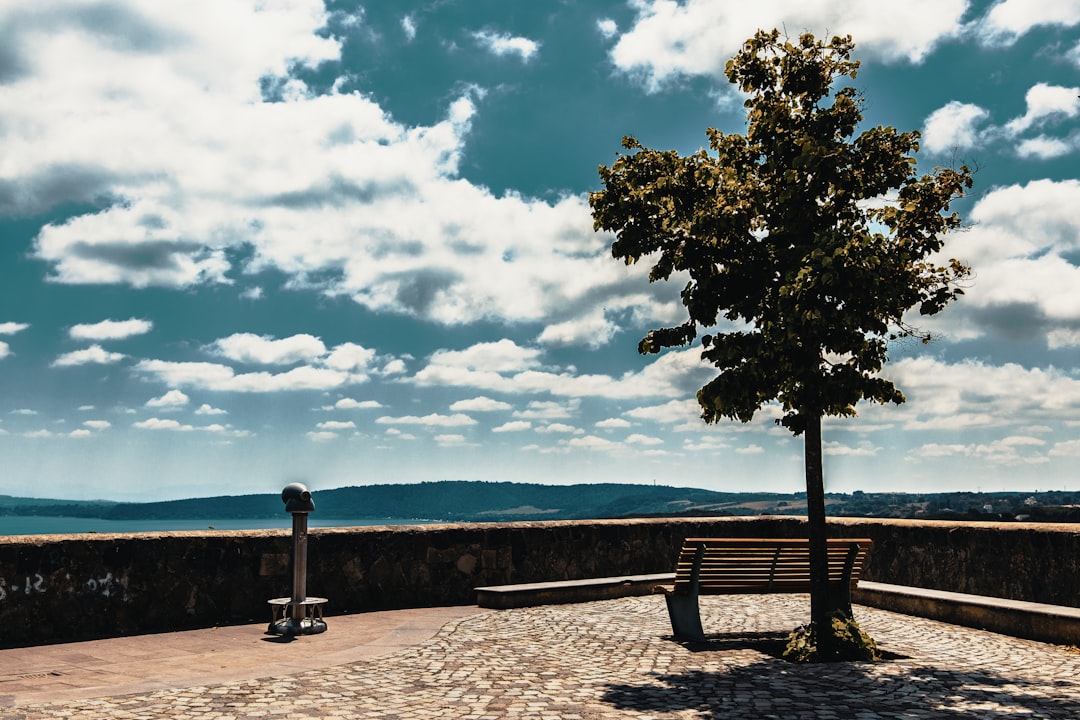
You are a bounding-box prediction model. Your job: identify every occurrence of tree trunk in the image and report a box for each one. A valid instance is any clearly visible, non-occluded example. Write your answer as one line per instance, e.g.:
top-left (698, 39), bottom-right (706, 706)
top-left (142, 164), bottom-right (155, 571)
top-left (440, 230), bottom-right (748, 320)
top-left (803, 413), bottom-right (837, 654)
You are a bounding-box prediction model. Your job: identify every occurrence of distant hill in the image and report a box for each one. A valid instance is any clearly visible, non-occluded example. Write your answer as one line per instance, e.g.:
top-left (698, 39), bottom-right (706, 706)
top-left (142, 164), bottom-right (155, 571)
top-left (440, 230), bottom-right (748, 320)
top-left (2, 483), bottom-right (1079, 523)
top-left (0, 482), bottom-right (782, 523)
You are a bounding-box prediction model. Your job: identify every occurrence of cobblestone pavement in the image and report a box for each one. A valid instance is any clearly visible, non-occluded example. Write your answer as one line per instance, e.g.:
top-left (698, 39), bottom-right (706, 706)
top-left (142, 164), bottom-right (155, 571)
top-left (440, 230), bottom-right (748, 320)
top-left (10, 595), bottom-right (1080, 719)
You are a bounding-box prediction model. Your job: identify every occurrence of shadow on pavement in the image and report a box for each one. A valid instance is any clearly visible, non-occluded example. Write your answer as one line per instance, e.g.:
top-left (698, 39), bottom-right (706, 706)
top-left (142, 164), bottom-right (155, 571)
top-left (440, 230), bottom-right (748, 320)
top-left (602, 652), bottom-right (1080, 719)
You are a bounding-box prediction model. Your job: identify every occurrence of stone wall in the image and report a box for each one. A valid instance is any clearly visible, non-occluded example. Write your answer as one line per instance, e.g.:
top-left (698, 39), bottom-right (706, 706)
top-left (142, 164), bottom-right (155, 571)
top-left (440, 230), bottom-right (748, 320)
top-left (1, 516), bottom-right (1078, 647)
top-left (831, 517), bottom-right (1080, 604)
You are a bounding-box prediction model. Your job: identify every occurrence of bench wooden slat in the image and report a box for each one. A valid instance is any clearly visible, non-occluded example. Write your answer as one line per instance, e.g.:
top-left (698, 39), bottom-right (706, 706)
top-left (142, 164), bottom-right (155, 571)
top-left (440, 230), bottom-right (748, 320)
top-left (658, 537), bottom-right (873, 642)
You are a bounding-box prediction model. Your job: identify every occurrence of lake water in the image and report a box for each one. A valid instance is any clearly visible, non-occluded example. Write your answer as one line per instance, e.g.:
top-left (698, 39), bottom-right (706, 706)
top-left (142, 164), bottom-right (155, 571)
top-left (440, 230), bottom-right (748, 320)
top-left (0, 515), bottom-right (431, 536)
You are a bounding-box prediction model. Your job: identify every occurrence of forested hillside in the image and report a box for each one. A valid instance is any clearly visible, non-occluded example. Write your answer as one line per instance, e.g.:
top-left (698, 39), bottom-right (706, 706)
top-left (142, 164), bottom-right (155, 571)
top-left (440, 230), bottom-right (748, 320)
top-left (3, 483), bottom-right (1079, 523)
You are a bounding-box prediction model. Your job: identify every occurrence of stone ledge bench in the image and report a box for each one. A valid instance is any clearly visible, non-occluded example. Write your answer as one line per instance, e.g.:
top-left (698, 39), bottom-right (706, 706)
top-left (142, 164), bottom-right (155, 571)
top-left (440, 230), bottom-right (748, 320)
top-left (476, 575), bottom-right (1080, 647)
top-left (854, 581), bottom-right (1080, 647)
top-left (475, 573), bottom-right (674, 610)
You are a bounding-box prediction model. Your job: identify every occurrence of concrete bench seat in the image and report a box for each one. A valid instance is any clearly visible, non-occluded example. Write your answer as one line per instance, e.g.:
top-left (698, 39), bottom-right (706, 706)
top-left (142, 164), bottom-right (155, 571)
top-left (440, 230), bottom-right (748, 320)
top-left (476, 573), bottom-right (1080, 648)
top-left (854, 581), bottom-right (1080, 646)
top-left (475, 573), bottom-right (674, 609)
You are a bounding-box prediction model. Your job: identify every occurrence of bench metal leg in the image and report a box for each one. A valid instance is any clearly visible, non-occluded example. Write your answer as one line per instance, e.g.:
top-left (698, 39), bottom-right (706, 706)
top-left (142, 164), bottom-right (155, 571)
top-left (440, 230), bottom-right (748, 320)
top-left (664, 593), bottom-right (706, 642)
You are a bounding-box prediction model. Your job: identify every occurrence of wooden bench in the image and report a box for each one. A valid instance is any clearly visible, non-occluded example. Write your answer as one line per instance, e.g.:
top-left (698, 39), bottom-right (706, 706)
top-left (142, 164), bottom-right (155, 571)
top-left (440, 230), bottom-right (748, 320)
top-left (655, 538), bottom-right (872, 641)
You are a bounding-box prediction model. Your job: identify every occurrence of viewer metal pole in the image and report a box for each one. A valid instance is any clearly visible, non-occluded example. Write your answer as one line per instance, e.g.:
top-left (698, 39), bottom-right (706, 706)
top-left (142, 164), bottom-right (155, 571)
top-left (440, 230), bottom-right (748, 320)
top-left (267, 483), bottom-right (327, 635)
top-left (291, 510), bottom-right (308, 613)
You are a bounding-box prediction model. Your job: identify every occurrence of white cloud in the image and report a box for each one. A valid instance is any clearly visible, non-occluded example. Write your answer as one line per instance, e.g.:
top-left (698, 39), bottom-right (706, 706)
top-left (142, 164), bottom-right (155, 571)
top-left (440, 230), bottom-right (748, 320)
top-left (69, 318), bottom-right (152, 341)
top-left (910, 436), bottom-right (1050, 465)
top-left (137, 339), bottom-right (375, 395)
top-left (0, 342), bottom-right (9, 360)
top-left (134, 417), bottom-right (247, 436)
top-left (134, 418), bottom-right (192, 431)
top-left (823, 441), bottom-right (880, 457)
top-left (597, 18), bottom-right (618, 39)
top-left (913, 443), bottom-right (968, 458)
top-left (384, 427), bottom-right (417, 440)
top-left (922, 101), bottom-right (991, 153)
top-left (135, 359), bottom-right (349, 392)
top-left (535, 313), bottom-right (614, 348)
top-left (317, 420), bottom-right (355, 430)
top-left (1050, 439), bottom-right (1080, 457)
top-left (333, 398), bottom-right (383, 410)
top-left (565, 435), bottom-right (621, 452)
top-left (513, 400), bottom-right (580, 420)
top-left (52, 345), bottom-right (126, 367)
top-left (212, 333), bottom-right (327, 365)
top-left (1048, 329), bottom-right (1080, 349)
top-left (931, 179), bottom-right (1080, 343)
top-left (472, 30), bottom-right (540, 61)
top-left (683, 436), bottom-right (730, 452)
top-left (435, 433), bottom-right (469, 447)
top-left (11, 409), bottom-right (37, 416)
top-left (923, 84), bottom-right (1080, 160)
top-left (596, 417), bottom-right (632, 429)
top-left (146, 389), bottom-right (189, 408)
top-left (881, 357), bottom-right (1080, 430)
top-left (1016, 135), bottom-right (1077, 160)
top-left (536, 423), bottom-right (583, 434)
top-left (83, 420), bottom-right (111, 430)
top-left (426, 339), bottom-right (543, 374)
top-left (195, 403), bottom-right (227, 415)
top-left (1005, 83), bottom-right (1080, 135)
top-left (977, 0), bottom-right (1080, 43)
top-left (69, 429), bottom-right (93, 438)
top-left (609, 0), bottom-right (968, 90)
top-left (24, 429), bottom-right (54, 438)
top-left (415, 342), bottom-right (712, 400)
top-left (0, 322), bottom-right (29, 335)
top-left (626, 399), bottom-right (700, 424)
top-left (493, 420), bottom-right (531, 433)
top-left (307, 431), bottom-right (339, 442)
top-left (323, 343), bottom-right (376, 373)
top-left (375, 413), bottom-right (478, 427)
top-left (450, 396), bottom-right (512, 412)
top-left (0, 3), bottom-right (663, 344)
top-left (401, 15), bottom-right (417, 41)
top-left (735, 444), bottom-right (764, 455)
top-left (380, 359), bottom-right (408, 376)
top-left (625, 433), bottom-right (663, 446)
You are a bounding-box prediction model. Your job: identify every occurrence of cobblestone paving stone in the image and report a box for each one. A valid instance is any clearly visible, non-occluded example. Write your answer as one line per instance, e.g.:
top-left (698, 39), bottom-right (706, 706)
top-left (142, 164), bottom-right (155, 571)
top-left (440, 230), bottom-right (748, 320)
top-left (12, 595), bottom-right (1080, 719)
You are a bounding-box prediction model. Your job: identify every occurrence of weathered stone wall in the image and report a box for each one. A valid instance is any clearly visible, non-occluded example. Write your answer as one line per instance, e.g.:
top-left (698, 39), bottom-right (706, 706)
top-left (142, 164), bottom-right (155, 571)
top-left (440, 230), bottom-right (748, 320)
top-left (830, 517), bottom-right (1080, 605)
top-left (1, 516), bottom-right (1078, 647)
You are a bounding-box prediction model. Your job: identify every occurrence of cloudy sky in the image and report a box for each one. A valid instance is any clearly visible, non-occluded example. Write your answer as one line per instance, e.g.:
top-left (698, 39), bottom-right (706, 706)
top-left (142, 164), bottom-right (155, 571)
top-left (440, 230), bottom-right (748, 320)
top-left (1, 0), bottom-right (1079, 502)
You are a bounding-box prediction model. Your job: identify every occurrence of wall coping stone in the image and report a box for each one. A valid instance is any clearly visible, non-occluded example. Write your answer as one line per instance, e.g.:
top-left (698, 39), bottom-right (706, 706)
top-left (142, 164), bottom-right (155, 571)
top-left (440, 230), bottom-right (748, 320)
top-left (855, 580), bottom-right (1080, 646)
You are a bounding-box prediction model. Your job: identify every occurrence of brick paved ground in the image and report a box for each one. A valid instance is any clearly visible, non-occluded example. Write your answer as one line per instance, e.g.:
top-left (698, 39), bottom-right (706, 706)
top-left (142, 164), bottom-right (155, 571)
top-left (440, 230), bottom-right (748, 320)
top-left (10, 595), bottom-right (1080, 719)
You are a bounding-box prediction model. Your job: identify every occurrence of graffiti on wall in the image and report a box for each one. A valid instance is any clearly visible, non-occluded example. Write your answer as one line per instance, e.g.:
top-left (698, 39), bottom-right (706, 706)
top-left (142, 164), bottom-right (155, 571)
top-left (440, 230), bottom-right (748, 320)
top-left (0, 572), bottom-right (127, 602)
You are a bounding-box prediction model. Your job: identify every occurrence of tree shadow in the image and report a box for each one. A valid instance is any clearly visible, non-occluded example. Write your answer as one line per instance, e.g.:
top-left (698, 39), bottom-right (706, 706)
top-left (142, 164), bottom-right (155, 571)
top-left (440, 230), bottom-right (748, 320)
top-left (674, 631), bottom-right (909, 661)
top-left (601, 647), bottom-right (1080, 718)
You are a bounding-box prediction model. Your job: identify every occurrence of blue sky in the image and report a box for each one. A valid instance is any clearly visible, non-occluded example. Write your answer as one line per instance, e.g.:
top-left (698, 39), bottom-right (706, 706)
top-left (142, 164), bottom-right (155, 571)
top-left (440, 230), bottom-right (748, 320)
top-left (2, 0), bottom-right (1079, 502)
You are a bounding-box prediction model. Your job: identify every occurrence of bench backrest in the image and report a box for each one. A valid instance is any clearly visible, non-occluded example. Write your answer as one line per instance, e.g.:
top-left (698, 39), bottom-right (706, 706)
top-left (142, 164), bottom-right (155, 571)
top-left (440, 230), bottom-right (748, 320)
top-left (673, 538), bottom-right (872, 595)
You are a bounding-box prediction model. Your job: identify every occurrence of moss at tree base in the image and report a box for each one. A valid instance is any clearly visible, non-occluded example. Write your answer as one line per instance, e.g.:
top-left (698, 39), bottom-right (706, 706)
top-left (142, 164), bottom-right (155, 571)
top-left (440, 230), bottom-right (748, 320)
top-left (782, 613), bottom-right (882, 663)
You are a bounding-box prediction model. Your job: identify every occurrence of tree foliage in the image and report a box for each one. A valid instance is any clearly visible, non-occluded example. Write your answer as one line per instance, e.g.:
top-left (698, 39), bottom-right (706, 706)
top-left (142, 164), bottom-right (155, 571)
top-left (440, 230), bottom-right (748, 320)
top-left (590, 29), bottom-right (972, 435)
top-left (590, 29), bottom-right (972, 660)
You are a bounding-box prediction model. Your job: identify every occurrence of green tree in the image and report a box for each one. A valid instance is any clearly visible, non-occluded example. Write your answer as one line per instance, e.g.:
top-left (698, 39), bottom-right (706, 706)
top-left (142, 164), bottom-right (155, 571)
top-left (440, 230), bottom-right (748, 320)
top-left (590, 30), bottom-right (971, 659)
